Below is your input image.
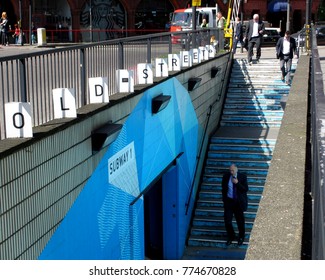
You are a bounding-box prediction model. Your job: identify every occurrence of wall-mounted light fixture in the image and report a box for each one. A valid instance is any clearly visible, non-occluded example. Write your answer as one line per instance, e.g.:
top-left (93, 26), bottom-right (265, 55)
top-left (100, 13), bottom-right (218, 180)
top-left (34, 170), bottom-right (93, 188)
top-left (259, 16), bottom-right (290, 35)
top-left (91, 122), bottom-right (123, 152)
top-left (152, 94), bottom-right (171, 114)
top-left (188, 77), bottom-right (202, 91)
top-left (211, 66), bottom-right (221, 78)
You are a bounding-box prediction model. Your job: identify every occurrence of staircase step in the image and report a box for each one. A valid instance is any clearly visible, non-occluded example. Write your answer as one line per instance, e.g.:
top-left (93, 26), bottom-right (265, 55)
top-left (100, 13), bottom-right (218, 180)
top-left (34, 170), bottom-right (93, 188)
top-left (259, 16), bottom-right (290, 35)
top-left (201, 174), bottom-right (265, 186)
top-left (207, 152), bottom-right (273, 161)
top-left (206, 159), bottom-right (270, 165)
top-left (200, 183), bottom-right (264, 193)
top-left (210, 137), bottom-right (277, 146)
top-left (197, 196), bottom-right (261, 205)
top-left (198, 196), bottom-right (262, 206)
top-left (229, 71), bottom-right (287, 77)
top-left (228, 84), bottom-right (290, 89)
top-left (190, 225), bottom-right (252, 238)
top-left (233, 65), bottom-right (280, 70)
top-left (202, 176), bottom-right (266, 186)
top-left (209, 144), bottom-right (274, 153)
top-left (227, 88), bottom-right (289, 94)
top-left (187, 236), bottom-right (249, 249)
top-left (221, 115), bottom-right (283, 122)
top-left (229, 79), bottom-right (289, 87)
top-left (206, 160), bottom-right (271, 166)
top-left (205, 160), bottom-right (270, 169)
top-left (196, 201), bottom-right (259, 212)
top-left (224, 104), bottom-right (283, 110)
top-left (194, 206), bottom-right (258, 219)
top-left (204, 170), bottom-right (269, 179)
top-left (182, 246), bottom-right (247, 260)
top-left (226, 93), bottom-right (286, 99)
top-left (225, 98), bottom-right (282, 104)
top-left (199, 190), bottom-right (262, 201)
top-left (223, 108), bottom-right (284, 117)
top-left (228, 86), bottom-right (289, 91)
top-left (220, 120), bottom-right (282, 127)
top-left (192, 215), bottom-right (255, 228)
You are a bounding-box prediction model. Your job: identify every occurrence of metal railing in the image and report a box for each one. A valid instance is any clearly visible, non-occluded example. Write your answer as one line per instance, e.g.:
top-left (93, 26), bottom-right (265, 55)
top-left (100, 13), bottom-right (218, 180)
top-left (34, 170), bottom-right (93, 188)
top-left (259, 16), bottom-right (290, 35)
top-left (294, 25), bottom-right (311, 57)
top-left (14, 28), bottom-right (168, 45)
top-left (185, 51), bottom-right (232, 215)
top-left (0, 29), bottom-right (225, 140)
top-left (310, 27), bottom-right (325, 259)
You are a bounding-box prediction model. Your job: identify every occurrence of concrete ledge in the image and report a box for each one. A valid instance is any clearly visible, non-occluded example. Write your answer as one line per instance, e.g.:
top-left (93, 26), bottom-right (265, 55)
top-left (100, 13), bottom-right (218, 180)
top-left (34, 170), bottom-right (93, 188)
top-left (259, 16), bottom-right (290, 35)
top-left (245, 54), bottom-right (310, 259)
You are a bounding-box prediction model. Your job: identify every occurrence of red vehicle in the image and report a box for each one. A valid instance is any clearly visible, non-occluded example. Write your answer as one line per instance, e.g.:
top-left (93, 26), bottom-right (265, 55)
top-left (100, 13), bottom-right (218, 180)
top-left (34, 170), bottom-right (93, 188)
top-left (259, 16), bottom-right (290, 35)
top-left (170, 6), bottom-right (219, 43)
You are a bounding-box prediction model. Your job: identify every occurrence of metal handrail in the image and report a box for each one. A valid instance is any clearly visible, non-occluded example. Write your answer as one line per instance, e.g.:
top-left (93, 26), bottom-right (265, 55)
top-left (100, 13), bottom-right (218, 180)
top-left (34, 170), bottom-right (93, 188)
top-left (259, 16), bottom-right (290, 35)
top-left (310, 27), bottom-right (325, 259)
top-left (185, 50), bottom-right (232, 215)
top-left (0, 29), bottom-right (224, 140)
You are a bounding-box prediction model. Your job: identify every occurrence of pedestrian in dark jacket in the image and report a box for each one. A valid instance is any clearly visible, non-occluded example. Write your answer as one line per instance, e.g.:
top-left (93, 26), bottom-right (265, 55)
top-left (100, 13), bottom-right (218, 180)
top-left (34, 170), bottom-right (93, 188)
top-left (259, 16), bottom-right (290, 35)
top-left (276, 30), bottom-right (297, 85)
top-left (244, 14), bottom-right (265, 65)
top-left (222, 163), bottom-right (248, 246)
top-left (232, 17), bottom-right (245, 54)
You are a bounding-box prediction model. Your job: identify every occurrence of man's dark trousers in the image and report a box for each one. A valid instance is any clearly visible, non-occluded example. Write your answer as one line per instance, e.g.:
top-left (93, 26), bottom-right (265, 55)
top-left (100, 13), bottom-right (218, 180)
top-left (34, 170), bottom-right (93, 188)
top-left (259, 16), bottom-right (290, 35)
top-left (224, 197), bottom-right (245, 239)
top-left (248, 36), bottom-right (262, 63)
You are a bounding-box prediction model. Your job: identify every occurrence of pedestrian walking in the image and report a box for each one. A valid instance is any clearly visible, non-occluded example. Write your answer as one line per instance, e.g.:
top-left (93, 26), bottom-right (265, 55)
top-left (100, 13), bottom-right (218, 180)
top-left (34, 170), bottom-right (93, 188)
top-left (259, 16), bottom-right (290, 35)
top-left (13, 24), bottom-right (20, 44)
top-left (222, 163), bottom-right (248, 246)
top-left (0, 12), bottom-right (9, 46)
top-left (244, 14), bottom-right (265, 65)
top-left (232, 17), bottom-right (245, 54)
top-left (276, 30), bottom-right (297, 85)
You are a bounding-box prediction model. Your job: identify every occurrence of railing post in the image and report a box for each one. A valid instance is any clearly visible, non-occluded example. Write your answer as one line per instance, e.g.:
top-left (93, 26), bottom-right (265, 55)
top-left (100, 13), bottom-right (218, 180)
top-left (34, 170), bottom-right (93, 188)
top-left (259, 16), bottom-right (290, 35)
top-left (118, 41), bottom-right (124, 69)
top-left (19, 58), bottom-right (27, 102)
top-left (80, 48), bottom-right (86, 106)
top-left (147, 38), bottom-right (151, 64)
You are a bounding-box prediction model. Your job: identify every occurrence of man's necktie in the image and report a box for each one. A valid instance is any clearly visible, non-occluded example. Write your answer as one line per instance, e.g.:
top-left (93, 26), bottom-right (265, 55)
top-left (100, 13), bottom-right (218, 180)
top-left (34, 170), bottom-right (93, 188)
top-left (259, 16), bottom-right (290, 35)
top-left (233, 176), bottom-right (237, 199)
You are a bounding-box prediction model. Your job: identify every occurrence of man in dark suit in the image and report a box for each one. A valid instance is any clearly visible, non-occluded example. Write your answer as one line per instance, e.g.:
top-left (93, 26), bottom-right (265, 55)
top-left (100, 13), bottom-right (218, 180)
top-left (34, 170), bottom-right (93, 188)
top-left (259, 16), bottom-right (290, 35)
top-left (276, 30), bottom-right (297, 85)
top-left (232, 17), bottom-right (245, 54)
top-left (222, 163), bottom-right (248, 246)
top-left (244, 14), bottom-right (265, 65)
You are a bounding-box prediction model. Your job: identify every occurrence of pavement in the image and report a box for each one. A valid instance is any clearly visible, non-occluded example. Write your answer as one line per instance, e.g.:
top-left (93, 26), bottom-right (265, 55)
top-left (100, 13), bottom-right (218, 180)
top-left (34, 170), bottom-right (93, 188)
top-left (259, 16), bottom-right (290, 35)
top-left (0, 43), bottom-right (78, 58)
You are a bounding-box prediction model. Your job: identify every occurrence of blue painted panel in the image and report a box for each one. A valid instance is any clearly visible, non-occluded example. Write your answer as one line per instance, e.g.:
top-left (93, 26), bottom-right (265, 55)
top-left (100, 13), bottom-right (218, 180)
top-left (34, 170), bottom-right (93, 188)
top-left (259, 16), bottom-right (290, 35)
top-left (39, 78), bottom-right (199, 260)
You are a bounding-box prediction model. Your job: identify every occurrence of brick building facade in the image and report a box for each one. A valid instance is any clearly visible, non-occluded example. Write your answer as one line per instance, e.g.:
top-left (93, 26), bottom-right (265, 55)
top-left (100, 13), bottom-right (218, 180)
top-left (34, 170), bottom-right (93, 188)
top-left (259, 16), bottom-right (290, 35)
top-left (1, 0), bottom-right (321, 42)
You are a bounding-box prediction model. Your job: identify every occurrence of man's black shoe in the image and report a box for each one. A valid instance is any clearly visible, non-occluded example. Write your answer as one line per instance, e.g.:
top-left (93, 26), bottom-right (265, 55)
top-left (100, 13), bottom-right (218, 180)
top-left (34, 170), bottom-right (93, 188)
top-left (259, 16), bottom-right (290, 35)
top-left (238, 237), bottom-right (244, 246)
top-left (226, 237), bottom-right (234, 246)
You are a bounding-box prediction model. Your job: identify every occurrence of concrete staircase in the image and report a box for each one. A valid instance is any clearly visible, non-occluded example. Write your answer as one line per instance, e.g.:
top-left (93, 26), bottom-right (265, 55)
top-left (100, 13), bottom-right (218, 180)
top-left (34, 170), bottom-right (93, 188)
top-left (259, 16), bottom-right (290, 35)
top-left (183, 58), bottom-right (295, 260)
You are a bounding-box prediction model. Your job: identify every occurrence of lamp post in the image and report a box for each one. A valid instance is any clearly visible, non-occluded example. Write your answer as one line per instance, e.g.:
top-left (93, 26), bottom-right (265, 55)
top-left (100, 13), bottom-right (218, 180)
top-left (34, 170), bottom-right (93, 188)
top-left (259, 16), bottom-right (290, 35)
top-left (306, 0), bottom-right (311, 26)
top-left (29, 0), bottom-right (32, 45)
top-left (306, 0), bottom-right (311, 51)
top-left (19, 0), bottom-right (24, 46)
top-left (240, 0), bottom-right (244, 53)
top-left (89, 0), bottom-right (93, 42)
top-left (286, 0), bottom-right (290, 31)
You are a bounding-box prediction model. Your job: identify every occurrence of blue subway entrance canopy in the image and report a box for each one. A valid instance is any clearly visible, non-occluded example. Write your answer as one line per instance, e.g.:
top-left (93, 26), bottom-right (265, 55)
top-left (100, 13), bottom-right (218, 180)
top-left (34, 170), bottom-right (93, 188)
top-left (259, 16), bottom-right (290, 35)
top-left (268, 0), bottom-right (288, 12)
